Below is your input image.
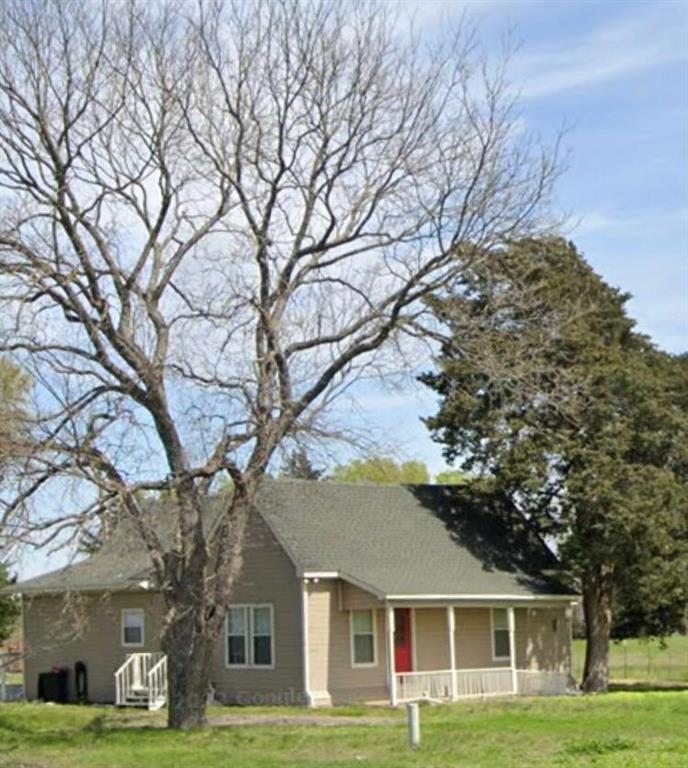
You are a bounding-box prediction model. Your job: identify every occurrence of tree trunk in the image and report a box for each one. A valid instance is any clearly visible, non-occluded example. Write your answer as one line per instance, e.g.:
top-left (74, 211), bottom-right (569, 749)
top-left (160, 489), bottom-right (253, 729)
top-left (581, 562), bottom-right (614, 693)
top-left (162, 602), bottom-right (216, 729)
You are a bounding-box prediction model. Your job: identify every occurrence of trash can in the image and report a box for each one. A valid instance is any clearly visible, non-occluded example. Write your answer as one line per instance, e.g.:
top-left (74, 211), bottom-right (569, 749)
top-left (37, 668), bottom-right (69, 703)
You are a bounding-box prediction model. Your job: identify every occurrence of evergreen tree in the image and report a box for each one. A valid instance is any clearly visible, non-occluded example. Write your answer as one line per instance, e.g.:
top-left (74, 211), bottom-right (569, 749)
top-left (279, 449), bottom-right (323, 480)
top-left (0, 564), bottom-right (18, 644)
top-left (421, 238), bottom-right (688, 692)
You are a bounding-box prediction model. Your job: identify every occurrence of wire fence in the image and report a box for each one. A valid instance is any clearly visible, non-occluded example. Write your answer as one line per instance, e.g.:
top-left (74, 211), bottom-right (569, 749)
top-left (573, 636), bottom-right (688, 684)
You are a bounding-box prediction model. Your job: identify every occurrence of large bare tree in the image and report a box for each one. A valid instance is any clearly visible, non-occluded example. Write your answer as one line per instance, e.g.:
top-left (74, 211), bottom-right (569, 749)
top-left (0, 0), bottom-right (559, 727)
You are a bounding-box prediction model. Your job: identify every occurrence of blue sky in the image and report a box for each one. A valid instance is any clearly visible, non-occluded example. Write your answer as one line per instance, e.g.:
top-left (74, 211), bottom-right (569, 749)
top-left (13, 0), bottom-right (688, 578)
top-left (347, 0), bottom-right (688, 477)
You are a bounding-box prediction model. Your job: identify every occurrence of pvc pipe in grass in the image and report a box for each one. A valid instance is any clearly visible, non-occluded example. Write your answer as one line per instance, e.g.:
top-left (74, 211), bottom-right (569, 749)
top-left (407, 702), bottom-right (421, 747)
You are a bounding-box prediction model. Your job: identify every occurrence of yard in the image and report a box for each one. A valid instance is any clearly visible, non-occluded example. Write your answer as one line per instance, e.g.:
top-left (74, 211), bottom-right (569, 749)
top-left (1, 693), bottom-right (687, 768)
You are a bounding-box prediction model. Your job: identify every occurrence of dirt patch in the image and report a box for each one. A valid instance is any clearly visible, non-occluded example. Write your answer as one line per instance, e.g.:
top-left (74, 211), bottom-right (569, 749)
top-left (112, 711), bottom-right (398, 729)
top-left (207, 713), bottom-right (397, 728)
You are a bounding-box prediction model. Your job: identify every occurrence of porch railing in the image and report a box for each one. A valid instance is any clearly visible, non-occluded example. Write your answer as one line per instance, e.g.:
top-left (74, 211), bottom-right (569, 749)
top-left (396, 667), bottom-right (567, 703)
top-left (148, 654), bottom-right (168, 711)
top-left (115, 652), bottom-right (167, 710)
top-left (396, 669), bottom-right (454, 701)
top-left (455, 667), bottom-right (513, 698)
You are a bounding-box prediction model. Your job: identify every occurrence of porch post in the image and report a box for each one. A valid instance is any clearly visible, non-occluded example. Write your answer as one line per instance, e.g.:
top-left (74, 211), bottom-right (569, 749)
top-left (446, 606), bottom-right (457, 701)
top-left (507, 606), bottom-right (518, 694)
top-left (386, 603), bottom-right (397, 705)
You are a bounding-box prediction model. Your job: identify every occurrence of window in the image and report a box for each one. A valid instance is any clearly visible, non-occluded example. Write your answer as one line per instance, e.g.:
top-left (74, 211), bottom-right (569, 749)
top-left (122, 609), bottom-right (144, 647)
top-left (350, 609), bottom-right (376, 666)
top-left (226, 605), bottom-right (274, 668)
top-left (491, 608), bottom-right (510, 660)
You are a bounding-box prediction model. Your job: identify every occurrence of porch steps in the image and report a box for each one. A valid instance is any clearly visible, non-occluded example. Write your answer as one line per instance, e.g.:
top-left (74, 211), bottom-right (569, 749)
top-left (115, 653), bottom-right (168, 711)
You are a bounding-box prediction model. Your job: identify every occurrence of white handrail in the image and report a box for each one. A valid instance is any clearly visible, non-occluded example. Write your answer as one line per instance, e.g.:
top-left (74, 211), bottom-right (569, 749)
top-left (115, 652), bottom-right (165, 708)
top-left (147, 655), bottom-right (168, 710)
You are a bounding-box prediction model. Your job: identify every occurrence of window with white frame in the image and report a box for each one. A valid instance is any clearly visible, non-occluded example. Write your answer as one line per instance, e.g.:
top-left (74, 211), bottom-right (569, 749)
top-left (491, 608), bottom-right (510, 660)
top-left (121, 608), bottom-right (145, 647)
top-left (350, 609), bottom-right (376, 666)
top-left (226, 605), bottom-right (274, 668)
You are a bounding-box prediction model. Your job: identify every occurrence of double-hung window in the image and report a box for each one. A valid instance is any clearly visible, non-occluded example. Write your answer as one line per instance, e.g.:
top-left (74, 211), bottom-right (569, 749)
top-left (350, 609), bottom-right (376, 666)
top-left (226, 605), bottom-right (274, 668)
top-left (491, 608), bottom-right (511, 660)
top-left (121, 608), bottom-right (145, 647)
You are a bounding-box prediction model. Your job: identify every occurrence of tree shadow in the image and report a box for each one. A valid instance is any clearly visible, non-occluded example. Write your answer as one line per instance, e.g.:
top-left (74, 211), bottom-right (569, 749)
top-left (409, 484), bottom-right (570, 593)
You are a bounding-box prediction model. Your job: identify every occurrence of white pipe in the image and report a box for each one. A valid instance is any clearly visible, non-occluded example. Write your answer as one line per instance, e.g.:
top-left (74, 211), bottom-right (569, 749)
top-left (407, 702), bottom-right (421, 747)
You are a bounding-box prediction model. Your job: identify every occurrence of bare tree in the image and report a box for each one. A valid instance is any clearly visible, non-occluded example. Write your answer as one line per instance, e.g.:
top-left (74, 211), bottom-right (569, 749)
top-left (0, 0), bottom-right (560, 727)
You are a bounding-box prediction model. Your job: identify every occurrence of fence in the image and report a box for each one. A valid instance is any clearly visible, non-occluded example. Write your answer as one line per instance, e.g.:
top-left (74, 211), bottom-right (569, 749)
top-left (572, 636), bottom-right (688, 684)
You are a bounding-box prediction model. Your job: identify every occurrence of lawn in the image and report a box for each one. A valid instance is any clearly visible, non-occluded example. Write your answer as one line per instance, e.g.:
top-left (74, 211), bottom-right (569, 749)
top-left (1, 693), bottom-right (687, 768)
top-left (572, 634), bottom-right (688, 684)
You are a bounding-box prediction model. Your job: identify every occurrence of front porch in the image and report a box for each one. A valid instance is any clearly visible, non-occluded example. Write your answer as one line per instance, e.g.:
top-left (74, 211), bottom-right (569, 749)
top-left (384, 604), bottom-right (570, 705)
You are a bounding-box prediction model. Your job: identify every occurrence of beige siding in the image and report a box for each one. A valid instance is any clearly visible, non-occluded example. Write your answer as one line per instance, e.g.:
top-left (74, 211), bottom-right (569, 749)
top-left (23, 591), bottom-right (165, 702)
top-left (452, 606), bottom-right (570, 672)
top-left (515, 606), bottom-right (571, 673)
top-left (211, 511), bottom-right (304, 704)
top-left (454, 607), bottom-right (508, 669)
top-left (306, 580), bottom-right (387, 704)
top-left (339, 581), bottom-right (382, 611)
top-left (413, 608), bottom-right (450, 671)
top-left (23, 510), bottom-right (304, 704)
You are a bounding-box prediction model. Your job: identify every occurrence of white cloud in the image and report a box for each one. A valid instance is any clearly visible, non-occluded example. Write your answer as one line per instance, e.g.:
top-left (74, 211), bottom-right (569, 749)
top-left (513, 5), bottom-right (688, 100)
top-left (573, 206), bottom-right (688, 238)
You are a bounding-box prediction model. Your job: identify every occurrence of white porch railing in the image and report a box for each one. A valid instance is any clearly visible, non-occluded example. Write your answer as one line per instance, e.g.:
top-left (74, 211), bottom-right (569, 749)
top-left (396, 670), bottom-right (454, 702)
top-left (115, 652), bottom-right (167, 710)
top-left (455, 667), bottom-right (513, 698)
top-left (396, 667), bottom-right (567, 703)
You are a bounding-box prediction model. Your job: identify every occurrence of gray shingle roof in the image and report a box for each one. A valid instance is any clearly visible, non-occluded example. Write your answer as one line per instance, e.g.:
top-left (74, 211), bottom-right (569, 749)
top-left (257, 480), bottom-right (571, 598)
top-left (10, 480), bottom-right (574, 599)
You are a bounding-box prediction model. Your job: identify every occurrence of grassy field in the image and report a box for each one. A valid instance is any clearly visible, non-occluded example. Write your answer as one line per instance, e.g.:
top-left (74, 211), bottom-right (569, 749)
top-left (1, 693), bottom-right (687, 768)
top-left (572, 634), bottom-right (688, 684)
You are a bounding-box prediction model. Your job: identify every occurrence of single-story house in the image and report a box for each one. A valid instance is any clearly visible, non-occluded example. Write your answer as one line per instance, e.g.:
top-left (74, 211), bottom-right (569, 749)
top-left (9, 480), bottom-right (578, 708)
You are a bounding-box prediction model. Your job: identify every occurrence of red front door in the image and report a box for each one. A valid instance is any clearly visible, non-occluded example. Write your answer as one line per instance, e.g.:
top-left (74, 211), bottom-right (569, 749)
top-left (394, 608), bottom-right (413, 673)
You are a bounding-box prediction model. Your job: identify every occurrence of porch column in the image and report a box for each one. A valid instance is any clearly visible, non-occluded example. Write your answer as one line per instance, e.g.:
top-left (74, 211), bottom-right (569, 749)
top-left (507, 606), bottom-right (518, 694)
top-left (386, 603), bottom-right (397, 705)
top-left (446, 606), bottom-right (457, 701)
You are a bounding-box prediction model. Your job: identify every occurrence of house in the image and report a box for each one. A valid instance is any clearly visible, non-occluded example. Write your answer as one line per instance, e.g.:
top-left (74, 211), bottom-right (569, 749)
top-left (9, 480), bottom-right (578, 708)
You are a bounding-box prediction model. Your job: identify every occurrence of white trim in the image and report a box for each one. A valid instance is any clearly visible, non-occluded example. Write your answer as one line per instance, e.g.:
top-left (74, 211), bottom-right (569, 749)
top-left (507, 606), bottom-right (518, 693)
top-left (301, 580), bottom-right (313, 706)
top-left (386, 603), bottom-right (397, 705)
top-left (447, 606), bottom-right (457, 701)
top-left (349, 608), bottom-right (378, 668)
top-left (490, 607), bottom-right (511, 662)
top-left (225, 603), bottom-right (275, 670)
top-left (121, 608), bottom-right (145, 648)
top-left (301, 571), bottom-right (339, 579)
top-left (410, 608), bottom-right (418, 672)
top-left (388, 593), bottom-right (579, 602)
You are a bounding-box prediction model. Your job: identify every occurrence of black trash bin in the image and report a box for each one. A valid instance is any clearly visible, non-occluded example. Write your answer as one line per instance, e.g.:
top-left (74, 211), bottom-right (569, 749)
top-left (37, 668), bottom-right (69, 703)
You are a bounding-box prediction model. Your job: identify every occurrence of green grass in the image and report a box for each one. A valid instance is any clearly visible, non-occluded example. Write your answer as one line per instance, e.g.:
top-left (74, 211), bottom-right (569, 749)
top-left (3, 672), bottom-right (23, 685)
top-left (1, 693), bottom-right (687, 767)
top-left (573, 634), bottom-right (688, 684)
